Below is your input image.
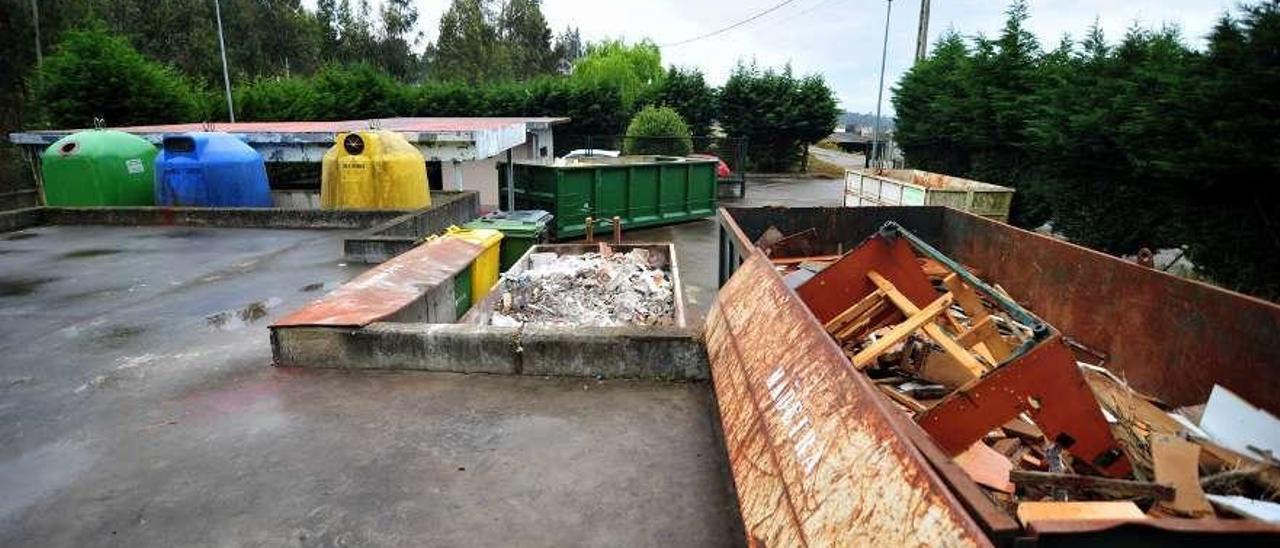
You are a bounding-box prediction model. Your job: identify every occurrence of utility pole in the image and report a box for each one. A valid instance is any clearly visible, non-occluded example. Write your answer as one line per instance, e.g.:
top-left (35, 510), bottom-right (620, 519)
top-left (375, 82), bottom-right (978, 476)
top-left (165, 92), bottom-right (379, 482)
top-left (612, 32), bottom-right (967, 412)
top-left (214, 0), bottom-right (236, 122)
top-left (31, 0), bottom-right (43, 68)
top-left (870, 0), bottom-right (893, 168)
top-left (915, 0), bottom-right (931, 62)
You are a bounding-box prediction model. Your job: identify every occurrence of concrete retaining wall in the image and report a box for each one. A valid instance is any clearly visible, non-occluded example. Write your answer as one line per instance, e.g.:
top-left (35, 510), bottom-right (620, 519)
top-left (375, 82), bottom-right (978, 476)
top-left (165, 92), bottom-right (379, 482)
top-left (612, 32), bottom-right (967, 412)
top-left (271, 322), bottom-right (708, 380)
top-left (342, 191), bottom-right (480, 263)
top-left (0, 191), bottom-right (478, 239)
top-left (0, 207), bottom-right (43, 233)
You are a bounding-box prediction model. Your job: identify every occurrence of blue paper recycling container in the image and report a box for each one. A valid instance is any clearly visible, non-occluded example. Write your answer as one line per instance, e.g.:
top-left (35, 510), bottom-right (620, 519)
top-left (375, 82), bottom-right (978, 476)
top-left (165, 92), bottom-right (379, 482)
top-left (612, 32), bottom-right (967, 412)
top-left (154, 132), bottom-right (272, 207)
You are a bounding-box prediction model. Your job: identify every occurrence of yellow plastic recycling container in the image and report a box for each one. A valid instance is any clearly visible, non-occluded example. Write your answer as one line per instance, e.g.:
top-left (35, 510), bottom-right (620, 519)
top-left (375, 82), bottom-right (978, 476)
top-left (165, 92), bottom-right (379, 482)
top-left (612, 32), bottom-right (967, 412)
top-left (321, 130), bottom-right (431, 210)
top-left (444, 225), bottom-right (503, 302)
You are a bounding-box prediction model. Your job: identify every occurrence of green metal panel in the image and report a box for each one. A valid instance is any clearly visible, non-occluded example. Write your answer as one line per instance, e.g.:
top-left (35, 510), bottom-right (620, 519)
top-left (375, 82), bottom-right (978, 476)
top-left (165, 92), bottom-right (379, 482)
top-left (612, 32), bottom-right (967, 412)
top-left (505, 157), bottom-right (718, 239)
top-left (453, 264), bottom-right (473, 319)
top-left (41, 130), bottom-right (158, 206)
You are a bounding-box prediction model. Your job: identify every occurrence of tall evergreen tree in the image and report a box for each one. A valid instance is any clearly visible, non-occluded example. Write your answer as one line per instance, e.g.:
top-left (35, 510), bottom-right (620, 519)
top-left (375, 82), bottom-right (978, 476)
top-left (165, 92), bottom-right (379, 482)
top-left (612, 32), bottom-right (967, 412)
top-left (499, 0), bottom-right (556, 79)
top-left (429, 0), bottom-right (508, 82)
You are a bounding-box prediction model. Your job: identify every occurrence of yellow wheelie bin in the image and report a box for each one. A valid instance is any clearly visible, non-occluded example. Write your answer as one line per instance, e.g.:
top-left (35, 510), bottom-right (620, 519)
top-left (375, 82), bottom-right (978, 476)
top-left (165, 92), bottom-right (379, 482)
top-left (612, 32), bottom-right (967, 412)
top-left (444, 225), bottom-right (503, 302)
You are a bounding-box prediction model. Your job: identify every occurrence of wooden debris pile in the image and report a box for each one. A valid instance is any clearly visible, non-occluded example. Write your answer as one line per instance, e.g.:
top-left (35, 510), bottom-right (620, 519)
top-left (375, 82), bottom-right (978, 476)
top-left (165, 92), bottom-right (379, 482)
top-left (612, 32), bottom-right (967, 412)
top-left (759, 222), bottom-right (1280, 529)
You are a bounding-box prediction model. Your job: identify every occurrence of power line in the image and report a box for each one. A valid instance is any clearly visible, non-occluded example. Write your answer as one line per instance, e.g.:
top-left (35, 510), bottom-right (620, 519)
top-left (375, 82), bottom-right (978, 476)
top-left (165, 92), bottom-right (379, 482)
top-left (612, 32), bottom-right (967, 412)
top-left (773, 0), bottom-right (851, 27)
top-left (659, 0), bottom-right (804, 48)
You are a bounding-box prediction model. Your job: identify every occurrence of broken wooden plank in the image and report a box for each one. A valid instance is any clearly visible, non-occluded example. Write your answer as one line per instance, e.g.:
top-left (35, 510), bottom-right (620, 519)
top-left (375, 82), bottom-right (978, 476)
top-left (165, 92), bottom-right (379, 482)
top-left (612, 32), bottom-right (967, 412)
top-left (944, 273), bottom-right (991, 323)
top-left (824, 289), bottom-right (885, 334)
top-left (955, 442), bottom-right (1015, 493)
top-left (851, 292), bottom-right (954, 369)
top-left (1010, 470), bottom-right (1175, 502)
top-left (868, 270), bottom-right (986, 378)
top-left (833, 298), bottom-right (895, 342)
top-left (992, 438), bottom-right (1022, 458)
top-left (918, 351), bottom-right (980, 388)
top-left (1151, 433), bottom-right (1214, 517)
top-left (1016, 501), bottom-right (1146, 527)
top-left (1001, 417), bottom-right (1045, 443)
top-left (956, 315), bottom-right (1014, 363)
top-left (1085, 369), bottom-right (1280, 492)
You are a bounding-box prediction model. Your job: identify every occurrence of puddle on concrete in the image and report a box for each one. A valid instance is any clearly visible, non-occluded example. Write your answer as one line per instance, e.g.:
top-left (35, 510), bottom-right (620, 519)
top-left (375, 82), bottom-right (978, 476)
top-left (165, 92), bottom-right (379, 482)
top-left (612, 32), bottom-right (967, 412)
top-left (0, 277), bottom-right (55, 297)
top-left (151, 229), bottom-right (213, 239)
top-left (2, 232), bottom-right (38, 241)
top-left (60, 248), bottom-right (122, 259)
top-left (299, 282), bottom-right (325, 292)
top-left (206, 297), bottom-right (283, 330)
top-left (90, 325), bottom-right (147, 349)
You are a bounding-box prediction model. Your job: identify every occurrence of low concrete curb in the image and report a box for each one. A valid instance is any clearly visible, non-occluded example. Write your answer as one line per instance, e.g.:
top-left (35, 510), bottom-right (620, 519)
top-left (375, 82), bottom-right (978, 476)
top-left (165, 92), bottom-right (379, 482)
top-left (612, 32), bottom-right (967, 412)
top-left (271, 322), bottom-right (708, 380)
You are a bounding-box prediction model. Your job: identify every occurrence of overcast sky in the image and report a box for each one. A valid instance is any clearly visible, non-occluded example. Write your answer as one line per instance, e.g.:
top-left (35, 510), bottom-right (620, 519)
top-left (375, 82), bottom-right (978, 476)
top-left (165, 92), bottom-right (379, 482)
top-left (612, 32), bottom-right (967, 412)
top-left (312, 0), bottom-right (1237, 114)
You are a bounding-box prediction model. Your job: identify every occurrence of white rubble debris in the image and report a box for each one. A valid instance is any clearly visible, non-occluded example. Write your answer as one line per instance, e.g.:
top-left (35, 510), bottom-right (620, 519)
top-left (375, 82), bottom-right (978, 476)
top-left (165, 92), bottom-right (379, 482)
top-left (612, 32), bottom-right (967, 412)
top-left (492, 249), bottom-right (675, 327)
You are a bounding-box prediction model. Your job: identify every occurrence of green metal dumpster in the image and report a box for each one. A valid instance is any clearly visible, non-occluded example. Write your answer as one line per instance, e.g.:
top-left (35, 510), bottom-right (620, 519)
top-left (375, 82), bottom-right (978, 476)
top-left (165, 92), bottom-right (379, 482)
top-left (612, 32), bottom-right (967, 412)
top-left (463, 210), bottom-right (553, 271)
top-left (500, 156), bottom-right (717, 239)
top-left (41, 129), bottom-right (158, 206)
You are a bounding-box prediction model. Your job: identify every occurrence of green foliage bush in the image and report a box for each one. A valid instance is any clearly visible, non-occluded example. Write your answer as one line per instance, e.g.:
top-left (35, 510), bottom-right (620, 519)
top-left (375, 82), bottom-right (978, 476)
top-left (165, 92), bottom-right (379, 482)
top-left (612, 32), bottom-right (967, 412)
top-left (570, 39), bottom-right (664, 109)
top-left (719, 63), bottom-right (839, 171)
top-left (31, 27), bottom-right (200, 128)
top-left (623, 106), bottom-right (693, 156)
top-left (893, 0), bottom-right (1280, 300)
top-left (648, 67), bottom-right (718, 137)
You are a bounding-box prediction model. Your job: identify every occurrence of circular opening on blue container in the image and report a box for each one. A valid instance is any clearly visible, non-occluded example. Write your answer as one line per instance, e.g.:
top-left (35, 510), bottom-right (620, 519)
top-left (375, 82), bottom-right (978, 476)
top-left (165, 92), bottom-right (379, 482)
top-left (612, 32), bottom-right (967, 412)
top-left (343, 134), bottom-right (365, 155)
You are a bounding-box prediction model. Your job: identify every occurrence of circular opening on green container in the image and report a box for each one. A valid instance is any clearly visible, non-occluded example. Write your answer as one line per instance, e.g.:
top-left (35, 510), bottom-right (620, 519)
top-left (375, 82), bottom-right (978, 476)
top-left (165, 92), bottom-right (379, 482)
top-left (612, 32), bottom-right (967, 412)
top-left (343, 134), bottom-right (365, 155)
top-left (59, 141), bottom-right (78, 155)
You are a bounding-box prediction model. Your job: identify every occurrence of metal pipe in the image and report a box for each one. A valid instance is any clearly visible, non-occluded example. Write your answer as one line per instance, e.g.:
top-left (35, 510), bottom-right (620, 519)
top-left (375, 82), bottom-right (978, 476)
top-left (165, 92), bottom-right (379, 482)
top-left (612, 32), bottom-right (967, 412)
top-left (584, 217), bottom-right (595, 243)
top-left (505, 149), bottom-right (514, 212)
top-left (214, 0), bottom-right (235, 122)
top-left (612, 216), bottom-right (622, 245)
top-left (870, 0), bottom-right (893, 168)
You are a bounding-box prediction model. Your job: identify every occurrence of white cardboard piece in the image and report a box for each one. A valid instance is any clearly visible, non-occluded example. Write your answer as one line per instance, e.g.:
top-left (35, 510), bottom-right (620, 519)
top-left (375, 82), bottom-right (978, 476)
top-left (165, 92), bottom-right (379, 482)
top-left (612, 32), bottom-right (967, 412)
top-left (1199, 385), bottom-right (1280, 461)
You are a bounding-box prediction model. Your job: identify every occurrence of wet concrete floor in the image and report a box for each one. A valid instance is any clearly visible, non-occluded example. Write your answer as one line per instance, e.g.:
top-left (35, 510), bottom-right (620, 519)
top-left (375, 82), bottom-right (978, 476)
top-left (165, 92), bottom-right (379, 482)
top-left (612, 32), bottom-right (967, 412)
top-left (0, 176), bottom-right (843, 546)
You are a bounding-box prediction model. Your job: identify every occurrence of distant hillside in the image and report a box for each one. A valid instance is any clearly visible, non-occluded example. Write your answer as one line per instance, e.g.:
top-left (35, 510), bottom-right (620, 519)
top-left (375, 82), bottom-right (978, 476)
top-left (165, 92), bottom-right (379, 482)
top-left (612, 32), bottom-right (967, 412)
top-left (837, 112), bottom-right (894, 130)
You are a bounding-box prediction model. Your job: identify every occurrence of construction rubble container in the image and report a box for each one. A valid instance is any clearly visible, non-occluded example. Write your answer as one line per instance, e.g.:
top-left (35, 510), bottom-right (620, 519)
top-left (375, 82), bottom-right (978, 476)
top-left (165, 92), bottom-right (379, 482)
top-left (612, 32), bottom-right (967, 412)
top-left (154, 132), bottom-right (272, 207)
top-left (711, 205), bottom-right (1280, 547)
top-left (845, 169), bottom-right (1016, 222)
top-left (41, 129), bottom-right (157, 206)
top-left (462, 210), bottom-right (553, 271)
top-left (443, 225), bottom-right (503, 303)
top-left (500, 156), bottom-right (717, 238)
top-left (321, 130), bottom-right (430, 210)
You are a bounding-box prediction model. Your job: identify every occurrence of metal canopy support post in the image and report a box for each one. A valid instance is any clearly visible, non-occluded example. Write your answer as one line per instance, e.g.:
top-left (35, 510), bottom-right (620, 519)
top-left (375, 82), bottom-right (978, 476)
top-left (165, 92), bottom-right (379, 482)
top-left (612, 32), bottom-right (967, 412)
top-left (214, 0), bottom-right (235, 122)
top-left (871, 0), bottom-right (893, 168)
top-left (505, 149), bottom-right (514, 212)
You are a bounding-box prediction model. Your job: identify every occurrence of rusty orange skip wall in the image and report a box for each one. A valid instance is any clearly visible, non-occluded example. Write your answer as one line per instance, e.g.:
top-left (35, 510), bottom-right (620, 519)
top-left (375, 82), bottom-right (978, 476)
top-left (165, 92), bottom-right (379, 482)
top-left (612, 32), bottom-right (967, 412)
top-left (706, 253), bottom-right (991, 547)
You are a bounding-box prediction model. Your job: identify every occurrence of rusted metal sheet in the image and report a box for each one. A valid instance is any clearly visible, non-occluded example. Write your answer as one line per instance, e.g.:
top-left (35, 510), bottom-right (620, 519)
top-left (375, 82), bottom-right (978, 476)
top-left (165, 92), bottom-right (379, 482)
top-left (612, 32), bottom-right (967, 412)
top-left (705, 253), bottom-right (991, 547)
top-left (919, 336), bottom-right (1132, 478)
top-left (939, 211), bottom-right (1280, 413)
top-left (273, 237), bottom-right (481, 327)
top-left (795, 234), bottom-right (938, 323)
